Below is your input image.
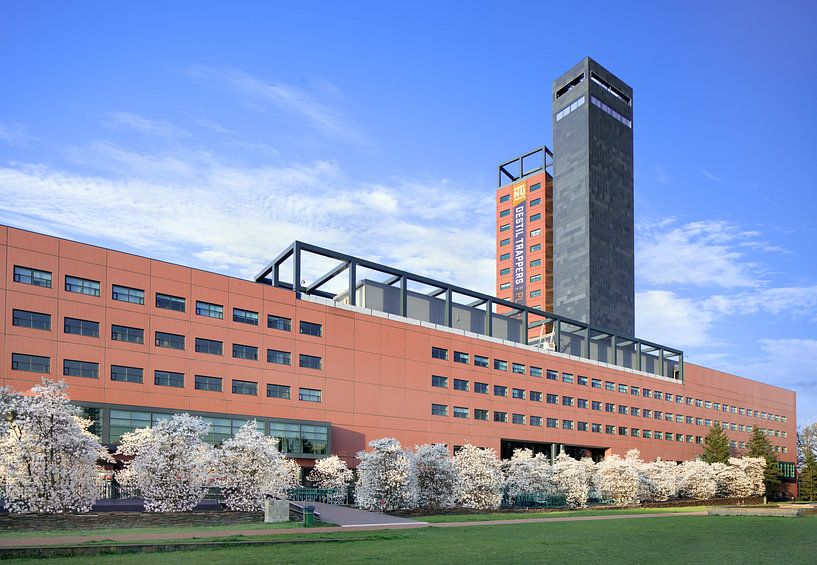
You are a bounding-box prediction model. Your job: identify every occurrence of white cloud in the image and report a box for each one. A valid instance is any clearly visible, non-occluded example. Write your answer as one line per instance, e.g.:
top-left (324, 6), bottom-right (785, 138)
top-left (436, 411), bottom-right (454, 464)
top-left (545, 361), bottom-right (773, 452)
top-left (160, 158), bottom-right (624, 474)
top-left (0, 122), bottom-right (34, 146)
top-left (701, 169), bottom-right (726, 184)
top-left (105, 112), bottom-right (190, 138)
top-left (636, 290), bottom-right (717, 348)
top-left (704, 285), bottom-right (817, 317)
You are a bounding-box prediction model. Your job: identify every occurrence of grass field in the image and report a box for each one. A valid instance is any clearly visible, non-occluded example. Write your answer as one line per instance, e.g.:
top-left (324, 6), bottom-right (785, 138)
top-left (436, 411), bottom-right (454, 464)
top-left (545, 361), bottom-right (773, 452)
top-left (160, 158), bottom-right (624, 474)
top-left (3, 515), bottom-right (816, 564)
top-left (418, 505), bottom-right (707, 522)
top-left (0, 520), bottom-right (304, 540)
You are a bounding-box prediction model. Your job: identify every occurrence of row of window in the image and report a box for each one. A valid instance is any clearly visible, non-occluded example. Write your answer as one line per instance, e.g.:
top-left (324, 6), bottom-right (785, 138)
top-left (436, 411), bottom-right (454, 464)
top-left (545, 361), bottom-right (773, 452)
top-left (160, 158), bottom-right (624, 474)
top-left (12, 266), bottom-right (322, 335)
top-left (498, 236), bottom-right (542, 262)
top-left (498, 183), bottom-right (541, 205)
top-left (429, 348), bottom-right (788, 424)
top-left (11, 353), bottom-right (321, 388)
top-left (426, 404), bottom-right (788, 453)
top-left (555, 94), bottom-right (585, 122)
top-left (590, 95), bottom-right (632, 128)
top-left (500, 234), bottom-right (544, 248)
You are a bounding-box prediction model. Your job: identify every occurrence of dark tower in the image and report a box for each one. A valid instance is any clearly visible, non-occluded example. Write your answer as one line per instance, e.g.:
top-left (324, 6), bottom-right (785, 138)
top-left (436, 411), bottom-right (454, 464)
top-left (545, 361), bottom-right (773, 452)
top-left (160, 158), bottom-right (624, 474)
top-left (552, 57), bottom-right (634, 336)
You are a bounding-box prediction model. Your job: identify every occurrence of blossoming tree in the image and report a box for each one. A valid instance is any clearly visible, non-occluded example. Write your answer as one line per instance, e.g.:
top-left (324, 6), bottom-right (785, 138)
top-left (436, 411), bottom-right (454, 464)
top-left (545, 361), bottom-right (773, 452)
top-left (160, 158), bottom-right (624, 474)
top-left (640, 459), bottom-right (679, 502)
top-left (116, 413), bottom-right (212, 512)
top-left (676, 460), bottom-right (717, 500)
top-left (0, 379), bottom-right (107, 514)
top-left (551, 451), bottom-right (594, 508)
top-left (307, 454), bottom-right (353, 503)
top-left (413, 443), bottom-right (456, 509)
top-left (214, 421), bottom-right (300, 511)
top-left (452, 444), bottom-right (503, 510)
top-left (355, 438), bottom-right (417, 511)
top-left (503, 448), bottom-right (554, 503)
top-left (593, 451), bottom-right (642, 506)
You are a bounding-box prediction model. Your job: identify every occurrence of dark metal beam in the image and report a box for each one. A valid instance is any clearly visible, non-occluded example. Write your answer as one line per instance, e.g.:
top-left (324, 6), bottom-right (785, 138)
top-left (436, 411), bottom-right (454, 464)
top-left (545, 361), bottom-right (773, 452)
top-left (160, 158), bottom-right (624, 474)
top-left (305, 261), bottom-right (350, 294)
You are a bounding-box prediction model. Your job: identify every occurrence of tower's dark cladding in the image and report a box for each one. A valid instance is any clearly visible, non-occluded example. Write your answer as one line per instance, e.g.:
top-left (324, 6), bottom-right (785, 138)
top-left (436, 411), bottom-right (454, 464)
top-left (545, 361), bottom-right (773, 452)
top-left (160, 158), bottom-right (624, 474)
top-left (552, 57), bottom-right (634, 336)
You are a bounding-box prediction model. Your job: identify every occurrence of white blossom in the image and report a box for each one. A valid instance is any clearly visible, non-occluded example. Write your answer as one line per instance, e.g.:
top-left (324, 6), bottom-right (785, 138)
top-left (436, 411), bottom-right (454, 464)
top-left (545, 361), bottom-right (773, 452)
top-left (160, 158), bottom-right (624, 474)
top-left (640, 459), bottom-right (679, 502)
top-left (452, 444), bottom-right (503, 510)
top-left (412, 444), bottom-right (456, 509)
top-left (355, 438), bottom-right (417, 512)
top-left (503, 448), bottom-right (554, 502)
top-left (676, 460), bottom-right (717, 500)
top-left (0, 380), bottom-right (108, 513)
top-left (552, 451), bottom-right (594, 508)
top-left (307, 455), bottom-right (352, 503)
top-left (214, 421), bottom-right (300, 511)
top-left (728, 456), bottom-right (766, 497)
top-left (594, 452), bottom-right (642, 506)
top-left (116, 413), bottom-right (212, 512)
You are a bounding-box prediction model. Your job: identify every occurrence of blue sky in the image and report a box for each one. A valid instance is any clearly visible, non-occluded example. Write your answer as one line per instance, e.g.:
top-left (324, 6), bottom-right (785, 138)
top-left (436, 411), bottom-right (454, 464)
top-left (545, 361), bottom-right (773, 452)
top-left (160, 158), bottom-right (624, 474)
top-left (1, 1), bottom-right (816, 425)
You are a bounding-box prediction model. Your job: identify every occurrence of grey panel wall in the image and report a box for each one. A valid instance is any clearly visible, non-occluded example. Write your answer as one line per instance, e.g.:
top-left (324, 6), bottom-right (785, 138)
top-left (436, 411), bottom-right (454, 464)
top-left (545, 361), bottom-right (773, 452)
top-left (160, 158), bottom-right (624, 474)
top-left (552, 57), bottom-right (634, 336)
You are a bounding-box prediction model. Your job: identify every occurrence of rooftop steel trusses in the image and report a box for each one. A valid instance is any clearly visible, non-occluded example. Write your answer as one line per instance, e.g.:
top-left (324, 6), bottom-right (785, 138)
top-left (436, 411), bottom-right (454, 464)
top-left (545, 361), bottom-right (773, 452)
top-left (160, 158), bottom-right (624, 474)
top-left (255, 241), bottom-right (683, 380)
top-left (498, 145), bottom-right (554, 187)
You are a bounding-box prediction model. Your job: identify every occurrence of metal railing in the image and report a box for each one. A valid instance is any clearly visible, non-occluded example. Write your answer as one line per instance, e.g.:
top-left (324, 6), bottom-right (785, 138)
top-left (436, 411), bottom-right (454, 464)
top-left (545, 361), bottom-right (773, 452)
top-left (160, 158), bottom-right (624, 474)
top-left (287, 487), bottom-right (350, 505)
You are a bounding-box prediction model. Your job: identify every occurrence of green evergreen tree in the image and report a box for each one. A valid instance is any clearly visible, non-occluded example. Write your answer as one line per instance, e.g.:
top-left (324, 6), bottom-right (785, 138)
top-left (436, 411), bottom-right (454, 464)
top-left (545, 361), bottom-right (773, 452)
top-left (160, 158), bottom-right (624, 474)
top-left (747, 426), bottom-right (782, 498)
top-left (701, 423), bottom-right (730, 463)
top-left (799, 451), bottom-right (817, 501)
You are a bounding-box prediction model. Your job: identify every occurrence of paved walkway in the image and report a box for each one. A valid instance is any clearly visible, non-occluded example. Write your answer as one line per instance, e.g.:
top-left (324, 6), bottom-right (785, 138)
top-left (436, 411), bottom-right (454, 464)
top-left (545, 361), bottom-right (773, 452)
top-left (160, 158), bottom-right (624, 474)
top-left (304, 502), bottom-right (425, 527)
top-left (0, 511), bottom-right (706, 548)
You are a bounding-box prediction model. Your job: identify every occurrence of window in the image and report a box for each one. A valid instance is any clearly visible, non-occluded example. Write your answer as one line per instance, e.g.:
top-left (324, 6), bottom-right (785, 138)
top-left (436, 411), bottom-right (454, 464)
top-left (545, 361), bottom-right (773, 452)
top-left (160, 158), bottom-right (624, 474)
top-left (643, 430), bottom-right (652, 439)
top-left (512, 388), bottom-right (525, 400)
top-left (530, 183), bottom-right (541, 192)
top-left (630, 386), bottom-right (640, 396)
top-left (500, 238), bottom-right (510, 247)
top-left (530, 197), bottom-right (541, 207)
top-left (578, 421), bottom-right (589, 432)
top-left (530, 391), bottom-right (542, 402)
top-left (63, 359), bottom-right (98, 378)
top-left (499, 252), bottom-right (510, 261)
top-left (156, 293), bottom-right (185, 312)
top-left (13, 266), bottom-right (52, 288)
top-left (267, 385), bottom-right (288, 400)
top-left (578, 399), bottom-right (588, 409)
top-left (655, 431), bottom-right (663, 440)
top-left (499, 194), bottom-right (510, 203)
top-left (530, 290), bottom-right (541, 298)
top-left (267, 349), bottom-right (291, 365)
top-left (155, 331), bottom-right (184, 350)
top-left (605, 403), bottom-right (615, 412)
top-left (562, 373), bottom-right (574, 384)
top-left (111, 324), bottom-right (144, 344)
top-left (643, 388), bottom-right (652, 398)
top-left (299, 321), bottom-right (322, 337)
top-left (499, 282), bottom-right (510, 290)
top-left (195, 375), bottom-right (222, 392)
top-left (547, 393), bottom-right (558, 404)
top-left (432, 375), bottom-right (448, 388)
top-left (196, 301), bottom-right (223, 319)
top-left (494, 411), bottom-right (508, 423)
top-left (591, 378), bottom-right (602, 389)
top-left (454, 351), bottom-right (469, 364)
top-left (590, 95), bottom-right (632, 128)
top-left (644, 409), bottom-right (653, 418)
top-left (499, 267), bottom-right (510, 275)
top-left (111, 365), bottom-right (143, 383)
top-left (155, 370), bottom-right (184, 388)
top-left (475, 382), bottom-right (489, 394)
top-left (474, 409), bottom-right (489, 421)
top-left (530, 259), bottom-right (542, 267)
top-left (232, 379), bottom-right (257, 395)
top-left (299, 354), bottom-right (322, 369)
top-left (562, 396), bottom-right (574, 407)
top-left (499, 209), bottom-right (510, 218)
top-left (474, 355), bottom-right (489, 368)
top-left (431, 347), bottom-right (448, 360)
top-left (12, 309), bottom-right (51, 331)
top-left (592, 401), bottom-right (602, 411)
top-left (299, 388), bottom-right (322, 403)
top-left (512, 414), bottom-right (525, 425)
top-left (555, 95), bottom-right (586, 121)
top-left (65, 275), bottom-right (100, 296)
top-left (454, 379), bottom-right (469, 391)
top-left (618, 384), bottom-right (628, 394)
top-left (431, 404), bottom-right (448, 416)
top-left (530, 228), bottom-right (541, 237)
top-left (530, 244), bottom-right (542, 253)
top-left (577, 376), bottom-right (588, 386)
top-left (631, 407), bottom-right (640, 417)
top-left (592, 423), bottom-right (602, 433)
top-left (112, 285), bottom-right (144, 305)
top-left (454, 406), bottom-right (469, 419)
top-left (530, 366), bottom-right (542, 378)
top-left (618, 405), bottom-right (627, 415)
top-left (605, 381), bottom-right (615, 391)
top-left (195, 338), bottom-right (223, 355)
top-left (656, 391), bottom-right (664, 400)
top-left (233, 343), bottom-right (258, 360)
top-left (494, 359), bottom-right (508, 371)
top-left (547, 418), bottom-right (558, 428)
top-left (494, 385), bottom-right (507, 397)
top-left (530, 416), bottom-right (542, 427)
top-left (605, 425), bottom-right (616, 435)
top-left (499, 224), bottom-right (510, 233)
top-left (530, 213), bottom-right (541, 222)
top-left (546, 370), bottom-right (559, 381)
top-left (64, 317), bottom-right (99, 338)
top-left (268, 315), bottom-right (292, 331)
top-left (232, 308), bottom-right (258, 325)
top-left (512, 363), bottom-right (525, 374)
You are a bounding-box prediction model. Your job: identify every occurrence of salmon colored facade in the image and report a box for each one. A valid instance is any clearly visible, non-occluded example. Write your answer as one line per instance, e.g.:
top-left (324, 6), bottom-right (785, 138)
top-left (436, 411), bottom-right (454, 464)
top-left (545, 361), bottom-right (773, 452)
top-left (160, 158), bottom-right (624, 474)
top-left (0, 225), bottom-right (798, 491)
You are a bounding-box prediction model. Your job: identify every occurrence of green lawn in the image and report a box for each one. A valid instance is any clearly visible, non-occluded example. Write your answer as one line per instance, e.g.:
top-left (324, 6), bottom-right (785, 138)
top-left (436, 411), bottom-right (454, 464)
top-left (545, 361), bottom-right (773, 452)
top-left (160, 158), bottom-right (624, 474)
top-left (4, 515), bottom-right (816, 564)
top-left (0, 520), bottom-right (304, 540)
top-left (417, 505), bottom-right (707, 522)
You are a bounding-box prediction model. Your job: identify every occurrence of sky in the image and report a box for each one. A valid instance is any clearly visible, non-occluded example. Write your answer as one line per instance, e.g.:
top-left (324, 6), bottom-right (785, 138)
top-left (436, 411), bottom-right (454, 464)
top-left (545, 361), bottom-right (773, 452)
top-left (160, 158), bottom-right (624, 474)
top-left (1, 1), bottom-right (816, 425)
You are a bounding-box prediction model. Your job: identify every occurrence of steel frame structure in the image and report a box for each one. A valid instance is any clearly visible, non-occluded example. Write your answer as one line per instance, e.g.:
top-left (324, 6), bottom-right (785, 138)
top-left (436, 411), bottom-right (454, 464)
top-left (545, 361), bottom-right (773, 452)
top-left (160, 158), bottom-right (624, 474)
top-left (255, 241), bottom-right (683, 380)
top-left (498, 145), bottom-right (554, 187)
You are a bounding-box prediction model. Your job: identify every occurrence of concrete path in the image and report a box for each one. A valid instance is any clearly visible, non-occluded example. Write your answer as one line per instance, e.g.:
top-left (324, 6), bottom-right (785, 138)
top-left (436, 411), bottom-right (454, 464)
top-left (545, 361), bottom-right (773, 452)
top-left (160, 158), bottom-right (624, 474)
top-left (305, 502), bottom-right (425, 527)
top-left (0, 511), bottom-right (706, 548)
